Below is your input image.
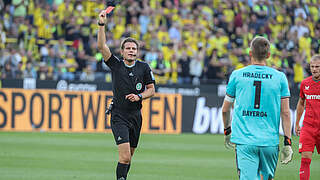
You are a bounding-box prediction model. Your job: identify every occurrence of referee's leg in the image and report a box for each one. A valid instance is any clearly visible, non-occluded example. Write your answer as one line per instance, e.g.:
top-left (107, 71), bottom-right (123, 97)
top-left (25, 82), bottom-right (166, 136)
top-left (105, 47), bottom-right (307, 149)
top-left (117, 143), bottom-right (131, 180)
top-left (111, 113), bottom-right (131, 180)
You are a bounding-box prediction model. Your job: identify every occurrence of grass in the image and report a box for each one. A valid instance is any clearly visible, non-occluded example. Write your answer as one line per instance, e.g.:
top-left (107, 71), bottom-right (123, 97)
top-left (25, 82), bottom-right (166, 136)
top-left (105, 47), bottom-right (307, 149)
top-left (0, 132), bottom-right (319, 180)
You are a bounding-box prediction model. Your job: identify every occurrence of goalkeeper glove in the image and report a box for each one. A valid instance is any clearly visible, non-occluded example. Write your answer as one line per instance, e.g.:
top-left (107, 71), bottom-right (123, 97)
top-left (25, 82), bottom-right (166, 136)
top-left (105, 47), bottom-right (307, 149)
top-left (224, 127), bottom-right (235, 149)
top-left (280, 136), bottom-right (293, 164)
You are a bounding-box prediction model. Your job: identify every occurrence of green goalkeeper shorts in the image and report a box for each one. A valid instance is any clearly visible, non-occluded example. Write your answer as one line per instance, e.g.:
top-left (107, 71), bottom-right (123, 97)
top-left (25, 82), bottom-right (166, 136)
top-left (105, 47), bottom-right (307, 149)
top-left (235, 144), bottom-right (279, 180)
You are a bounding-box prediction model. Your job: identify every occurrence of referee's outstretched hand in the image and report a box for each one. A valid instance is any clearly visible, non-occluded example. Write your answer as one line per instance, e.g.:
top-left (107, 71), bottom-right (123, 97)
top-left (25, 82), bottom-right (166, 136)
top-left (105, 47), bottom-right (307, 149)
top-left (98, 10), bottom-right (107, 24)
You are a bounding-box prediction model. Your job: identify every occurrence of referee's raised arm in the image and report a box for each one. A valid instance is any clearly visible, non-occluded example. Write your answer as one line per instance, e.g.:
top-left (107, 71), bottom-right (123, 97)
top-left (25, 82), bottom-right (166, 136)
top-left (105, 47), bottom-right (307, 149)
top-left (97, 10), bottom-right (111, 62)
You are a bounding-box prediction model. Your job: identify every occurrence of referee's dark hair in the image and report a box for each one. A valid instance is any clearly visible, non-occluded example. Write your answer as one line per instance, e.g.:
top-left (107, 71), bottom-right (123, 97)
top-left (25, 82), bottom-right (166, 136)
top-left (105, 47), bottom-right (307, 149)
top-left (120, 37), bottom-right (139, 50)
top-left (250, 36), bottom-right (270, 61)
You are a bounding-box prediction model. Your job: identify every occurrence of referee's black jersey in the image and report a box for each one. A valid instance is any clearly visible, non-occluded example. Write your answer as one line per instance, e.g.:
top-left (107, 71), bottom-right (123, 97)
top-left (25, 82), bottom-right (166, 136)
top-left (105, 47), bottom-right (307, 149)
top-left (105, 54), bottom-right (155, 111)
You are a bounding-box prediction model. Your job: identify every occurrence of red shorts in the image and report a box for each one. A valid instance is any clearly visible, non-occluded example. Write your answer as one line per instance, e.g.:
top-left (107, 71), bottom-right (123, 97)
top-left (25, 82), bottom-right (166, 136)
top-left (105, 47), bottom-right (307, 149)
top-left (299, 124), bottom-right (320, 154)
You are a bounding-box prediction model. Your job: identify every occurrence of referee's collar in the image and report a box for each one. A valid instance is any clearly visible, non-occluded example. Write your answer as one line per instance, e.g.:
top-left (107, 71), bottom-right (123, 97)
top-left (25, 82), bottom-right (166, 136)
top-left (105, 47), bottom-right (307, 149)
top-left (123, 60), bottom-right (136, 68)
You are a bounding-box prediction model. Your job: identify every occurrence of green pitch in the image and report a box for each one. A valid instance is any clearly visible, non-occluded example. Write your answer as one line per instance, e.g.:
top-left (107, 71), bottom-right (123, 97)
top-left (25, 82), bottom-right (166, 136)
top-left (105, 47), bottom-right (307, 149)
top-left (0, 132), bottom-right (319, 180)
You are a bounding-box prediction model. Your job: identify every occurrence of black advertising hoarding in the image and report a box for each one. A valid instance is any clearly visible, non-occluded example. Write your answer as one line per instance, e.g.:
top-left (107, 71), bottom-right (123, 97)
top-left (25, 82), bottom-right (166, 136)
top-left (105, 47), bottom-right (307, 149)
top-left (182, 95), bottom-right (224, 134)
top-left (0, 79), bottom-right (217, 94)
top-left (0, 79), bottom-right (112, 91)
top-left (1, 79), bottom-right (23, 88)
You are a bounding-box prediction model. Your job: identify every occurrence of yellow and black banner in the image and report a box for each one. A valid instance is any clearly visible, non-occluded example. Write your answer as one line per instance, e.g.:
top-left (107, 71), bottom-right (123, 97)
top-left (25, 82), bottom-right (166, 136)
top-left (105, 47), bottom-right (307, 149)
top-left (0, 89), bottom-right (182, 134)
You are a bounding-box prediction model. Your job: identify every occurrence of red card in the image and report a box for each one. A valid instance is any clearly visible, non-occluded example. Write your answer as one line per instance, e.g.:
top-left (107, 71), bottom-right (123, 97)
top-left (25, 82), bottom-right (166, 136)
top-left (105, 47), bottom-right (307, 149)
top-left (105, 6), bottom-right (115, 14)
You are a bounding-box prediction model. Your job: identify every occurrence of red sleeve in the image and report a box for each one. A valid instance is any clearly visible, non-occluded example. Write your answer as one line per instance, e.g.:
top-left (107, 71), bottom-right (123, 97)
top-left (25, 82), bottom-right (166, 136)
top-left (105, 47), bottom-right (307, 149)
top-left (299, 80), bottom-right (305, 99)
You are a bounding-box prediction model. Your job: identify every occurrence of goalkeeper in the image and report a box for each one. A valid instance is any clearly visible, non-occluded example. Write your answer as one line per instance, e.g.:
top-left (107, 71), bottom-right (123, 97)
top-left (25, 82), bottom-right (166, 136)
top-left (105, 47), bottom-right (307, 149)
top-left (221, 36), bottom-right (293, 180)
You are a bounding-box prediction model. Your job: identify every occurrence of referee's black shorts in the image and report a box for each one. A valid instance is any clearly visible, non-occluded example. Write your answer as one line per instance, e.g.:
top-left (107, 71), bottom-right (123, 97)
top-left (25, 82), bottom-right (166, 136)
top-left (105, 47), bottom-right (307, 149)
top-left (110, 108), bottom-right (142, 148)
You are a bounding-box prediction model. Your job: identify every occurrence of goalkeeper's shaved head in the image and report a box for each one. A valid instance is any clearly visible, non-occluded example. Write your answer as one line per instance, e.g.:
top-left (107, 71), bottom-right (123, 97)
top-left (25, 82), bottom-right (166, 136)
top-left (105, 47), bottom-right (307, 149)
top-left (250, 36), bottom-right (270, 61)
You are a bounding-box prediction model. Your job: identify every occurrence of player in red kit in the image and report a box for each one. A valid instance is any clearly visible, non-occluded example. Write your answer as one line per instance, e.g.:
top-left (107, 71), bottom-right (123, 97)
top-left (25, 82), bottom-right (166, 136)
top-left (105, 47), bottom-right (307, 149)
top-left (295, 54), bottom-right (320, 180)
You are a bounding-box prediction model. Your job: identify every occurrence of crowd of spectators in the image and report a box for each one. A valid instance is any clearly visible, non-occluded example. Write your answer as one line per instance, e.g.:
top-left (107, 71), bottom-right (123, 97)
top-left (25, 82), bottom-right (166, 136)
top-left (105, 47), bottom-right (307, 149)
top-left (0, 0), bottom-right (319, 88)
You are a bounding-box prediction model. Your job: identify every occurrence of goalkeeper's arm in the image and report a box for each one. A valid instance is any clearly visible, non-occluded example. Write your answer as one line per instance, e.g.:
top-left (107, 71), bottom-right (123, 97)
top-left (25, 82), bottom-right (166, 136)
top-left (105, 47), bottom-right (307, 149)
top-left (222, 95), bottom-right (234, 129)
top-left (222, 95), bottom-right (234, 149)
top-left (280, 97), bottom-right (293, 164)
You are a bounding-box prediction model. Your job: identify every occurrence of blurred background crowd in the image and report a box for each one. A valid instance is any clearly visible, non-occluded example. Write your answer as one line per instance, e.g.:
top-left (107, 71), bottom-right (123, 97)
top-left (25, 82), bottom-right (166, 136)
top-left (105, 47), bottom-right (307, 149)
top-left (0, 0), bottom-right (320, 88)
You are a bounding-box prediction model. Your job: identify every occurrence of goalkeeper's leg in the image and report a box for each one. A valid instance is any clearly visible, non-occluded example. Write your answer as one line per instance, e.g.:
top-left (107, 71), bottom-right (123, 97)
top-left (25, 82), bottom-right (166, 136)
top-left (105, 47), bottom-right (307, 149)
top-left (258, 146), bottom-right (279, 180)
top-left (236, 145), bottom-right (260, 180)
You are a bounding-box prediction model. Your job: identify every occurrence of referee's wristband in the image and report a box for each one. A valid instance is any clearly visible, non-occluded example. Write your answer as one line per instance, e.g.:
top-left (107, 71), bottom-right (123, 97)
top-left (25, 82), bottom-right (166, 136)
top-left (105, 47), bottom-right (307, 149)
top-left (98, 22), bottom-right (105, 26)
top-left (284, 136), bottom-right (292, 146)
top-left (137, 94), bottom-right (142, 101)
top-left (224, 126), bottom-right (231, 136)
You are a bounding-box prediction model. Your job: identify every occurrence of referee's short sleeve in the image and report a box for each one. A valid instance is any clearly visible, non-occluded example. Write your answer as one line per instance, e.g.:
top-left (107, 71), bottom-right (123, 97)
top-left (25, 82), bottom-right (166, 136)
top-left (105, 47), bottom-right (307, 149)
top-left (144, 63), bottom-right (156, 85)
top-left (104, 54), bottom-right (121, 70)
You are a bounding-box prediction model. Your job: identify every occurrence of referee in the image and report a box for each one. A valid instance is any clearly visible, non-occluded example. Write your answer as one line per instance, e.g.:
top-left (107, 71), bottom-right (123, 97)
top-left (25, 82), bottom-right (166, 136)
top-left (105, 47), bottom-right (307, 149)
top-left (97, 10), bottom-right (155, 180)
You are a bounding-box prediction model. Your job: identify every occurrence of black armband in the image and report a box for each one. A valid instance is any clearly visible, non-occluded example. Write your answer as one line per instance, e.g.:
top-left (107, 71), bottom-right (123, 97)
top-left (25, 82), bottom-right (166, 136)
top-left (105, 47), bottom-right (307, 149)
top-left (224, 126), bottom-right (231, 136)
top-left (98, 22), bottom-right (105, 26)
top-left (284, 136), bottom-right (292, 146)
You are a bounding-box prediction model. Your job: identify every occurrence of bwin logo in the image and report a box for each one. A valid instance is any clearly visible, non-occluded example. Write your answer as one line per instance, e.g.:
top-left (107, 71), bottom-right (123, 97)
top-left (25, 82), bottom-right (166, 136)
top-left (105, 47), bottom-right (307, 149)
top-left (192, 97), bottom-right (224, 134)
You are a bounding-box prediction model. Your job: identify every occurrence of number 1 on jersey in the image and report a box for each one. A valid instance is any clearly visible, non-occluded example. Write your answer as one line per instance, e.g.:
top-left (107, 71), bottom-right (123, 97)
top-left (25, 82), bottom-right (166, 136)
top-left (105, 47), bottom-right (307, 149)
top-left (253, 81), bottom-right (261, 109)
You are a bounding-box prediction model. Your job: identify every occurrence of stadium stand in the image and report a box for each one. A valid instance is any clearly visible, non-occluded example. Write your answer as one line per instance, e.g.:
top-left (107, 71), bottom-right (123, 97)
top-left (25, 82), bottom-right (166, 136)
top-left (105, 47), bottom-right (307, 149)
top-left (0, 0), bottom-right (319, 88)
